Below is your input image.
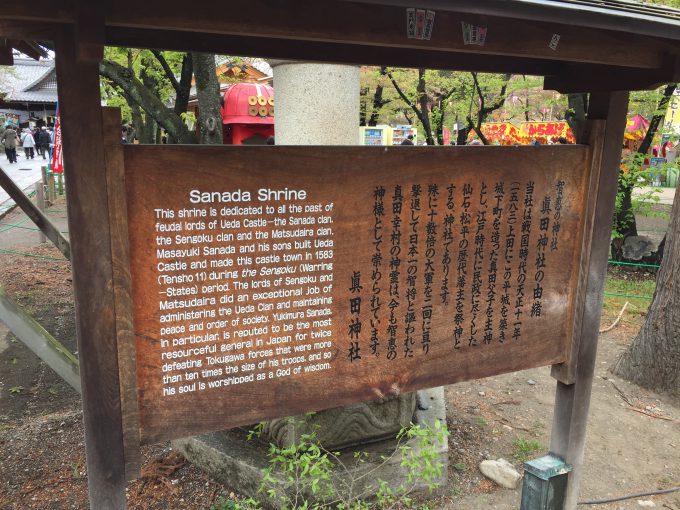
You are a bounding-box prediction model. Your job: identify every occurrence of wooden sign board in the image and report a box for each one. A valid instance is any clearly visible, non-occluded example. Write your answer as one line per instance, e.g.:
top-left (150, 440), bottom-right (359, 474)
top-left (120, 145), bottom-right (590, 444)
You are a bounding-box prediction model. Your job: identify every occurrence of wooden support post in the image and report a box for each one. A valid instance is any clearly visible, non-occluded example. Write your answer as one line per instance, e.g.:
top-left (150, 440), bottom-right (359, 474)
top-left (48, 171), bottom-right (56, 204)
top-left (57, 173), bottom-right (64, 195)
top-left (35, 181), bottom-right (47, 243)
top-left (0, 164), bottom-right (70, 259)
top-left (55, 27), bottom-right (127, 510)
top-left (0, 43), bottom-right (13, 65)
top-left (102, 107), bottom-right (142, 480)
top-left (0, 285), bottom-right (80, 392)
top-left (549, 91), bottom-right (629, 510)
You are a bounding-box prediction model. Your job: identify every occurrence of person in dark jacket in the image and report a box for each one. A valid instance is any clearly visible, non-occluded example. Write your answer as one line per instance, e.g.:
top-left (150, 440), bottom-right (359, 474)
top-left (401, 134), bottom-right (414, 145)
top-left (37, 127), bottom-right (51, 159)
top-left (1, 126), bottom-right (19, 163)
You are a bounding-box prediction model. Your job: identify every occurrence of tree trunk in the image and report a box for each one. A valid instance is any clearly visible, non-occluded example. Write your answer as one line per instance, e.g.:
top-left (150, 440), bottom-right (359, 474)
top-left (417, 69), bottom-right (434, 145)
top-left (99, 59), bottom-right (197, 144)
top-left (192, 53), bottom-right (223, 145)
top-left (611, 84), bottom-right (677, 260)
top-left (367, 67), bottom-right (389, 127)
top-left (565, 93), bottom-right (588, 143)
top-left (142, 118), bottom-right (157, 144)
top-left (639, 83), bottom-right (677, 155)
top-left (385, 68), bottom-right (432, 143)
top-left (367, 83), bottom-right (386, 126)
top-left (359, 86), bottom-right (368, 126)
top-left (610, 178), bottom-right (639, 261)
top-left (613, 181), bottom-right (680, 396)
top-left (173, 53), bottom-right (193, 118)
top-left (128, 98), bottom-right (144, 142)
top-left (456, 127), bottom-right (468, 146)
top-left (466, 72), bottom-right (510, 145)
top-left (434, 105), bottom-right (445, 145)
top-left (151, 51), bottom-right (193, 144)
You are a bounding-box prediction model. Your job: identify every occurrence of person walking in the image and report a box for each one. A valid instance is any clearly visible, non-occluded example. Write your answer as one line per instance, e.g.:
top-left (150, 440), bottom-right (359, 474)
top-left (21, 129), bottom-right (36, 159)
top-left (37, 126), bottom-right (51, 160)
top-left (31, 128), bottom-right (40, 156)
top-left (401, 134), bottom-right (414, 145)
top-left (1, 126), bottom-right (19, 163)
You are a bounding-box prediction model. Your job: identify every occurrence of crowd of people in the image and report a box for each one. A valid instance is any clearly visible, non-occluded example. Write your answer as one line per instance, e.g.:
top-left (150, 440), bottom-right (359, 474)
top-left (1, 124), bottom-right (54, 164)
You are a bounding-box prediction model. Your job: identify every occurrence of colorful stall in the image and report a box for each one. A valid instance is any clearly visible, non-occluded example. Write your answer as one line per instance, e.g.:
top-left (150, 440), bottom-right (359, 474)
top-left (625, 114), bottom-right (650, 141)
top-left (468, 122), bottom-right (521, 145)
top-left (623, 114), bottom-right (650, 151)
top-left (221, 82), bottom-right (274, 145)
top-left (518, 121), bottom-right (576, 144)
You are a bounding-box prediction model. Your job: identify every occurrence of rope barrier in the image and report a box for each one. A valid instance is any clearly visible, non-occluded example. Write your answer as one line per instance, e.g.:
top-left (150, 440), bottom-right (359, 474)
top-left (603, 292), bottom-right (653, 300)
top-left (0, 221), bottom-right (69, 234)
top-left (607, 260), bottom-right (660, 269)
top-left (0, 247), bottom-right (65, 261)
top-left (0, 217), bottom-right (30, 234)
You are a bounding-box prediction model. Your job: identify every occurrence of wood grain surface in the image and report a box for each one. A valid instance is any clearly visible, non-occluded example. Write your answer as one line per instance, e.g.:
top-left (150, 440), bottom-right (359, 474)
top-left (55, 36), bottom-right (127, 509)
top-left (121, 145), bottom-right (591, 444)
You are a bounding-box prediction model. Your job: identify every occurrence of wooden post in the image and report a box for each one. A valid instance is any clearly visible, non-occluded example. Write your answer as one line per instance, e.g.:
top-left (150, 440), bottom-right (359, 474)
top-left (55, 26), bottom-right (127, 510)
top-left (41, 165), bottom-right (49, 206)
top-left (57, 173), bottom-right (64, 195)
top-left (102, 107), bottom-right (142, 480)
top-left (35, 181), bottom-right (46, 243)
top-left (48, 171), bottom-right (56, 204)
top-left (548, 91), bottom-right (629, 510)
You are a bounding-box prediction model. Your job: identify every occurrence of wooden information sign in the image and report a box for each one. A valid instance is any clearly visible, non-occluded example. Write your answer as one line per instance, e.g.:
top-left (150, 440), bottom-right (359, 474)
top-left (119, 145), bottom-right (590, 444)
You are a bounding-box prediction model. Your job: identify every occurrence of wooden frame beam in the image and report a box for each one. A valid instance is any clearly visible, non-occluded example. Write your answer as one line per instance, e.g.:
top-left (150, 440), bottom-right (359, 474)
top-left (107, 27), bottom-right (564, 76)
top-left (116, 27), bottom-right (672, 90)
top-left (0, 42), bottom-right (12, 65)
top-left (2, 1), bottom-right (679, 72)
top-left (2, 6), bottom-right (678, 92)
top-left (545, 59), bottom-right (680, 93)
top-left (103, 0), bottom-right (676, 70)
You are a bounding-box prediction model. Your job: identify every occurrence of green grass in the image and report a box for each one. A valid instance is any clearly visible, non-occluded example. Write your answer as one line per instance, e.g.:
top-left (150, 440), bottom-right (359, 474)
top-left (602, 270), bottom-right (657, 323)
top-left (512, 437), bottom-right (543, 463)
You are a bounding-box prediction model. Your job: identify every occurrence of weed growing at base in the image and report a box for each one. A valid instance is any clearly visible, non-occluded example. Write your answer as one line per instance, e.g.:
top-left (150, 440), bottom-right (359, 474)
top-left (512, 437), bottom-right (543, 463)
top-left (210, 416), bottom-right (448, 510)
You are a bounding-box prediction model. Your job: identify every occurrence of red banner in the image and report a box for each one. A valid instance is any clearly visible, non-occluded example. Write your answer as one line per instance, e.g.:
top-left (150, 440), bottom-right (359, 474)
top-left (468, 123), bottom-right (521, 145)
top-left (51, 105), bottom-right (63, 174)
top-left (519, 121), bottom-right (575, 143)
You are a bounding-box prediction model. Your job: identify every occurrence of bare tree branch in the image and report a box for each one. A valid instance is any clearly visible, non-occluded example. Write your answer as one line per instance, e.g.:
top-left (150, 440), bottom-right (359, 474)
top-left (151, 50), bottom-right (181, 93)
top-left (386, 69), bottom-right (419, 118)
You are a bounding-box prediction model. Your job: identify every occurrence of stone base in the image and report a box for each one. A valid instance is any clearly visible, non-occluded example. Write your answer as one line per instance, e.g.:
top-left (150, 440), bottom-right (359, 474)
top-left (173, 388), bottom-right (448, 508)
top-left (264, 392), bottom-right (417, 451)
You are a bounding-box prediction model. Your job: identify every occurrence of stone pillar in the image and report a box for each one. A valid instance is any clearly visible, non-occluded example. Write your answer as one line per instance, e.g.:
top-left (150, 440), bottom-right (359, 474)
top-left (266, 60), bottom-right (416, 449)
top-left (270, 61), bottom-right (359, 146)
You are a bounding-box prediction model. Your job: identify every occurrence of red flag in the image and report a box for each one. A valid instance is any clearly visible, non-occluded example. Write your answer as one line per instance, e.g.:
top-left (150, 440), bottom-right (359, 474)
top-left (51, 105), bottom-right (63, 174)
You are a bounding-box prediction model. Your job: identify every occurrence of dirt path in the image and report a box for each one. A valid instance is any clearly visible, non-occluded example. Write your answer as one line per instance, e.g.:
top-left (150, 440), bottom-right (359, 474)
top-left (0, 200), bottom-right (678, 509)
